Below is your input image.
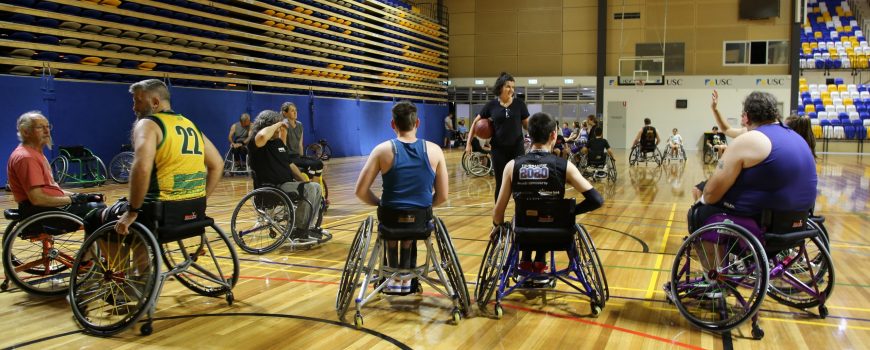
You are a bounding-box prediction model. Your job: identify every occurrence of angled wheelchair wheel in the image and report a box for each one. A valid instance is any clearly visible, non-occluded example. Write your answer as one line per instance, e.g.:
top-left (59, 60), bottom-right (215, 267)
top-left (305, 143), bottom-right (323, 160)
top-left (336, 216), bottom-right (374, 320)
top-left (767, 235), bottom-right (834, 310)
top-left (2, 211), bottom-right (86, 296)
top-left (434, 217), bottom-right (471, 317)
top-left (628, 147), bottom-right (639, 166)
top-left (109, 151), bottom-right (134, 184)
top-left (474, 225), bottom-right (511, 312)
top-left (460, 152), bottom-right (471, 174)
top-left (87, 157), bottom-right (109, 186)
top-left (575, 224), bottom-right (608, 307)
top-left (668, 223), bottom-right (769, 333)
top-left (69, 222), bottom-right (161, 336)
top-left (161, 224), bottom-right (239, 297)
top-left (230, 188), bottom-right (295, 254)
top-left (808, 217), bottom-right (830, 251)
top-left (607, 156), bottom-right (618, 182)
top-left (50, 156), bottom-right (68, 185)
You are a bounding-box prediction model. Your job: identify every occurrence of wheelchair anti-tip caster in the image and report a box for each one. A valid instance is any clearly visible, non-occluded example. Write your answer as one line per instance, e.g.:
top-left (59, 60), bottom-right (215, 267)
top-left (451, 308), bottom-right (461, 324)
top-left (354, 312), bottom-right (364, 329)
top-left (494, 303), bottom-right (503, 319)
top-left (1, 280), bottom-right (8, 291)
top-left (226, 292), bottom-right (234, 306)
top-left (819, 305), bottom-right (829, 319)
top-left (751, 325), bottom-right (764, 340)
top-left (141, 322), bottom-right (153, 336)
top-left (591, 303), bottom-right (602, 317)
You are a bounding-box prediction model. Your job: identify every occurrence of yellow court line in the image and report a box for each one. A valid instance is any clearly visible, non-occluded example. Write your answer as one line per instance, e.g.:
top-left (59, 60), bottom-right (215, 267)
top-left (644, 203), bottom-right (677, 301)
top-left (830, 243), bottom-right (870, 250)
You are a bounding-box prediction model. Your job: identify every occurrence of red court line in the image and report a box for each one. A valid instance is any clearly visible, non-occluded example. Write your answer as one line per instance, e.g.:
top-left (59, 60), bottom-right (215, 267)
top-left (501, 303), bottom-right (707, 350)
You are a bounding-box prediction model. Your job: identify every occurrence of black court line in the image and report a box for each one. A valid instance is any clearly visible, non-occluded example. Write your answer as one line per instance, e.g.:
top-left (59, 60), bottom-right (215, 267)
top-left (2, 313), bottom-right (411, 350)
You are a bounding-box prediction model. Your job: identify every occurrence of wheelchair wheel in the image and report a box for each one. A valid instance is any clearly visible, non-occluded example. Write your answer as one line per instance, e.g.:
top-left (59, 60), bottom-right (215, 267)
top-left (474, 225), bottom-right (511, 312)
top-left (336, 216), bottom-right (374, 320)
top-left (607, 156), bottom-right (617, 182)
top-left (767, 235), bottom-right (834, 310)
top-left (460, 152), bottom-right (471, 174)
top-left (575, 224), bottom-right (609, 306)
top-left (628, 147), bottom-right (639, 166)
top-left (50, 156), bottom-right (68, 185)
top-left (468, 153), bottom-right (492, 177)
top-left (668, 223), bottom-right (769, 333)
top-left (161, 224), bottom-right (239, 297)
top-left (230, 188), bottom-right (295, 254)
top-left (434, 217), bottom-right (471, 316)
top-left (2, 212), bottom-right (87, 296)
top-left (69, 222), bottom-right (161, 336)
top-left (305, 143), bottom-right (323, 160)
top-left (109, 151), bottom-right (134, 184)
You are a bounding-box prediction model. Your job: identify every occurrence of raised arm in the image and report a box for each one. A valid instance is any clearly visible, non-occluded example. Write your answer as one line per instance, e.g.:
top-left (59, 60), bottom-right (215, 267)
top-left (711, 90), bottom-right (747, 138)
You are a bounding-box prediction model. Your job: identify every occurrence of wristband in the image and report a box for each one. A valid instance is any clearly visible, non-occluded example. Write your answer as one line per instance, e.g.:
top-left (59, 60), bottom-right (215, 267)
top-left (128, 206), bottom-right (143, 213)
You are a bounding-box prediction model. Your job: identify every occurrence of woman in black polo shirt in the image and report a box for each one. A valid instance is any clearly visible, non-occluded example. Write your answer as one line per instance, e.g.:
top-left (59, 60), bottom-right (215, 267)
top-left (466, 72), bottom-right (530, 201)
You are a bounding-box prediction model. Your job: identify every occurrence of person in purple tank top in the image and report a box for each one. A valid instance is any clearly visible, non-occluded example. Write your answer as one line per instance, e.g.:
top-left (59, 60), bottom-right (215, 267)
top-left (691, 91), bottom-right (818, 270)
top-left (354, 101), bottom-right (449, 293)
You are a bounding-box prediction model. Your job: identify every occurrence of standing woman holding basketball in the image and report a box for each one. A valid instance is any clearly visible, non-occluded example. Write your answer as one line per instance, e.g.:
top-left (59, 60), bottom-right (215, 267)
top-left (466, 72), bottom-right (530, 201)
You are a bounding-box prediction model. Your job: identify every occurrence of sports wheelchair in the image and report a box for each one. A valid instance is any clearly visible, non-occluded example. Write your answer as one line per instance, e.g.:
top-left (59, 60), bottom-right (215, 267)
top-left (703, 143), bottom-right (722, 164)
top-left (662, 143), bottom-right (687, 163)
top-left (230, 172), bottom-right (330, 254)
top-left (68, 200), bottom-right (240, 336)
top-left (475, 198), bottom-right (609, 318)
top-left (336, 208), bottom-right (471, 328)
top-left (1, 209), bottom-right (87, 295)
top-left (223, 147), bottom-right (251, 176)
top-left (581, 152), bottom-right (617, 182)
top-left (629, 142), bottom-right (663, 166)
top-left (461, 151), bottom-right (493, 177)
top-left (51, 146), bottom-right (108, 186)
top-left (305, 139), bottom-right (333, 160)
top-left (664, 208), bottom-right (834, 339)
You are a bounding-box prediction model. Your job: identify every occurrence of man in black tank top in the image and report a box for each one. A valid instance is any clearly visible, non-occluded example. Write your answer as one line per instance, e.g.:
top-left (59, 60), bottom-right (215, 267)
top-left (493, 112), bottom-right (605, 274)
top-left (632, 118), bottom-right (660, 150)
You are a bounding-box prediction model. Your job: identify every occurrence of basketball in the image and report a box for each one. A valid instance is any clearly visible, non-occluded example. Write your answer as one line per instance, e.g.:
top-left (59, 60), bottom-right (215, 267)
top-left (474, 118), bottom-right (494, 139)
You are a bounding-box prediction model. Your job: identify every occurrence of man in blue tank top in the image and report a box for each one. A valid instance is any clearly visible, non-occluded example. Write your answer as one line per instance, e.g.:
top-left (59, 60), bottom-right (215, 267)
top-left (693, 91), bottom-right (818, 234)
top-left (493, 112), bottom-right (604, 274)
top-left (355, 101), bottom-right (449, 293)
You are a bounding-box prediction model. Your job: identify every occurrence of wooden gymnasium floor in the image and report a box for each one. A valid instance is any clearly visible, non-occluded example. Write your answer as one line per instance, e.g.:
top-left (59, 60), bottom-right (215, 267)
top-left (1, 149), bottom-right (868, 349)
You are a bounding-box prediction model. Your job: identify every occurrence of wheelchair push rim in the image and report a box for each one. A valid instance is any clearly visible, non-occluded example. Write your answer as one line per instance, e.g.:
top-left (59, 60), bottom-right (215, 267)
top-left (161, 224), bottom-right (239, 297)
top-left (2, 211), bottom-right (87, 296)
top-left (230, 188), bottom-right (295, 254)
top-left (109, 151), bottom-right (135, 184)
top-left (668, 223), bottom-right (769, 333)
top-left (767, 235), bottom-right (834, 310)
top-left (434, 217), bottom-right (472, 317)
top-left (69, 222), bottom-right (162, 336)
top-left (474, 224), bottom-right (510, 313)
top-left (336, 216), bottom-right (373, 320)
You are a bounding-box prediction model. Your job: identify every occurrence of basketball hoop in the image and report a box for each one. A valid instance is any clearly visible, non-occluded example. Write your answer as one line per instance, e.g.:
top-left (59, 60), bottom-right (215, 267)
top-left (635, 79), bottom-right (646, 92)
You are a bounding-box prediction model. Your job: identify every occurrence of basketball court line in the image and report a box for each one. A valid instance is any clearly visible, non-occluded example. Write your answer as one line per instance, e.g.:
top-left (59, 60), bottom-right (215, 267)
top-left (644, 203), bottom-right (677, 301)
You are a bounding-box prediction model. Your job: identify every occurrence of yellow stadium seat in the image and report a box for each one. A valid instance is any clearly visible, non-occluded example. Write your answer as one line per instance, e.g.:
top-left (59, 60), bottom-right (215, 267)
top-left (822, 98), bottom-right (832, 106)
top-left (805, 105), bottom-right (815, 113)
top-left (276, 12), bottom-right (286, 18)
top-left (828, 84), bottom-right (838, 92)
top-left (303, 9), bottom-right (313, 15)
top-left (812, 125), bottom-right (822, 139)
top-left (264, 9), bottom-right (276, 15)
top-left (264, 20), bottom-right (275, 26)
top-left (844, 98), bottom-right (854, 105)
top-left (80, 57), bottom-right (102, 65)
top-left (839, 85), bottom-right (848, 92)
top-left (275, 23), bottom-right (286, 29)
top-left (294, 6), bottom-right (304, 12)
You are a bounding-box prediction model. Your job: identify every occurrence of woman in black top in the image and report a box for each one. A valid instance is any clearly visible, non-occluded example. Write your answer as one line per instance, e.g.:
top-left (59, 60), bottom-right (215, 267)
top-left (466, 72), bottom-right (530, 202)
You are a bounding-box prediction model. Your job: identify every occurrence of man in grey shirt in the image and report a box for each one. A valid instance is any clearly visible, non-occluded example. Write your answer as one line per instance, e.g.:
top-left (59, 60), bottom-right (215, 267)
top-left (227, 112), bottom-right (251, 170)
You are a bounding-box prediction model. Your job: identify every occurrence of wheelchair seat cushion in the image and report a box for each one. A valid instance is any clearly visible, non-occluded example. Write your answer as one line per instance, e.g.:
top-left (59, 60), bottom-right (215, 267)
top-left (156, 217), bottom-right (213, 243)
top-left (377, 206), bottom-right (433, 240)
top-left (513, 198), bottom-right (577, 250)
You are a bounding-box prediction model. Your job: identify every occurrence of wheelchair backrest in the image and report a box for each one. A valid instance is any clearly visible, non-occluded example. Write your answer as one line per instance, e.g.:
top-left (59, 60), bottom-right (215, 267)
top-left (141, 198), bottom-right (208, 242)
top-left (377, 206), bottom-right (433, 239)
top-left (760, 209), bottom-right (809, 234)
top-left (514, 198), bottom-right (576, 230)
top-left (60, 146), bottom-right (93, 159)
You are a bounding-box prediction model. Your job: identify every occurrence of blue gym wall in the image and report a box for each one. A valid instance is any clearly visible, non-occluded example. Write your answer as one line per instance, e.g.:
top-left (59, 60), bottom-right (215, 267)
top-left (0, 75), bottom-right (448, 185)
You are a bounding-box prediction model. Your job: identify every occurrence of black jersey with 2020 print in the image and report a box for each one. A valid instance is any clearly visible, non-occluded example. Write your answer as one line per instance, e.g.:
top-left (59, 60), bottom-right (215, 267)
top-left (511, 150), bottom-right (567, 200)
top-left (479, 98), bottom-right (530, 148)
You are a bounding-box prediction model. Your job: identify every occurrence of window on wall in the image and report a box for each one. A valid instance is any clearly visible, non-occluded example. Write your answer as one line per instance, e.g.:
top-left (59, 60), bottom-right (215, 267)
top-left (723, 40), bottom-right (788, 65)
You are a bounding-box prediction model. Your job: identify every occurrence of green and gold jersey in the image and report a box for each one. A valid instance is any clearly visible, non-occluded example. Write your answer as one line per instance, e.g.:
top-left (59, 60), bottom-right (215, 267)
top-left (144, 112), bottom-right (207, 201)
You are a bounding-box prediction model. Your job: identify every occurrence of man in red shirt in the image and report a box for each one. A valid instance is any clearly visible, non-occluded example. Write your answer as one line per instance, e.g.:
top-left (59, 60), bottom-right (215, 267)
top-left (7, 111), bottom-right (104, 218)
